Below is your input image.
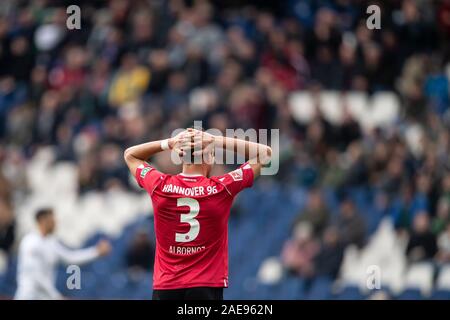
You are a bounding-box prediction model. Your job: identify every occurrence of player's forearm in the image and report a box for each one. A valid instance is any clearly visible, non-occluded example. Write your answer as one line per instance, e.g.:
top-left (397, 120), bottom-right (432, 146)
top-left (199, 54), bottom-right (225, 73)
top-left (214, 136), bottom-right (272, 164)
top-left (124, 140), bottom-right (168, 162)
top-left (124, 140), bottom-right (169, 175)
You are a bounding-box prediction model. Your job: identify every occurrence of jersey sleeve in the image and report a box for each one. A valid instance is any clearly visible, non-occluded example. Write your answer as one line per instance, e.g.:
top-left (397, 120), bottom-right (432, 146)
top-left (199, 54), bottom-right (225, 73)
top-left (135, 162), bottom-right (164, 192)
top-left (217, 162), bottom-right (254, 197)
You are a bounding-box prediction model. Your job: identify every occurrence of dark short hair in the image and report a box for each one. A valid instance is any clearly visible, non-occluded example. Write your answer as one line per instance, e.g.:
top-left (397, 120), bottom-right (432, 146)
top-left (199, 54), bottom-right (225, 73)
top-left (35, 208), bottom-right (53, 222)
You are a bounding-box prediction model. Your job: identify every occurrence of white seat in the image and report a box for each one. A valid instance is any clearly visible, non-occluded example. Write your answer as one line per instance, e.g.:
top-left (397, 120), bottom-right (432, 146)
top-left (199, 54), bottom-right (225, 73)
top-left (288, 92), bottom-right (315, 124)
top-left (403, 262), bottom-right (434, 296)
top-left (436, 265), bottom-right (450, 290)
top-left (319, 91), bottom-right (342, 124)
top-left (0, 250), bottom-right (7, 275)
top-left (51, 163), bottom-right (78, 196)
top-left (257, 257), bottom-right (283, 285)
top-left (189, 88), bottom-right (215, 115)
top-left (344, 92), bottom-right (368, 122)
top-left (288, 90), bottom-right (400, 132)
top-left (404, 124), bottom-right (425, 158)
top-left (339, 245), bottom-right (363, 286)
top-left (371, 92), bottom-right (400, 128)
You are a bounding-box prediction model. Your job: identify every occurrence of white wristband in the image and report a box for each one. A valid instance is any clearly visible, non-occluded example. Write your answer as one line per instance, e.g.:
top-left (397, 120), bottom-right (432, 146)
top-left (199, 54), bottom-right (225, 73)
top-left (160, 139), bottom-right (170, 151)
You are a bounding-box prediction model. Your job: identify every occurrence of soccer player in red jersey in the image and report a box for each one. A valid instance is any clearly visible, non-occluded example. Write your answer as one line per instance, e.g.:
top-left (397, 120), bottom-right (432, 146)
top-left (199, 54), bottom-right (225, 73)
top-left (124, 128), bottom-right (272, 300)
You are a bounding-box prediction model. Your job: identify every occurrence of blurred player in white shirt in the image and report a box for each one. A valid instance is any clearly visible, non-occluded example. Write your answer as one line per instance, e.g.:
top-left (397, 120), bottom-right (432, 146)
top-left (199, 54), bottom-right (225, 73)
top-left (14, 208), bottom-right (112, 300)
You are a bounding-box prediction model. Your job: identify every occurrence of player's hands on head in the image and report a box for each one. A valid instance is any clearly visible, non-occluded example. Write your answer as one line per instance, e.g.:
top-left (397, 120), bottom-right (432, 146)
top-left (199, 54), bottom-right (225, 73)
top-left (169, 128), bottom-right (215, 159)
top-left (188, 128), bottom-right (215, 156)
top-left (96, 239), bottom-right (112, 257)
top-left (169, 130), bottom-right (196, 157)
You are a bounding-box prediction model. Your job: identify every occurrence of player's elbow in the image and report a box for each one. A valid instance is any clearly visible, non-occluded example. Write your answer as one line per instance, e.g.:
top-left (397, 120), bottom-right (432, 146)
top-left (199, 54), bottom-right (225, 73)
top-left (266, 146), bottom-right (272, 158)
top-left (263, 145), bottom-right (272, 161)
top-left (258, 145), bottom-right (272, 165)
top-left (123, 147), bottom-right (134, 163)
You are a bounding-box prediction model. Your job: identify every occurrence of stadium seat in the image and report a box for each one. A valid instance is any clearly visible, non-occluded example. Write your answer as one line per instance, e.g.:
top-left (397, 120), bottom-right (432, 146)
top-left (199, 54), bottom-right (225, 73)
top-left (400, 263), bottom-right (434, 298)
top-left (288, 92), bottom-right (315, 124)
top-left (278, 277), bottom-right (305, 300)
top-left (436, 265), bottom-right (450, 290)
top-left (335, 286), bottom-right (365, 300)
top-left (344, 92), bottom-right (368, 123)
top-left (319, 91), bottom-right (343, 124)
top-left (304, 277), bottom-right (333, 300)
top-left (370, 92), bottom-right (400, 128)
top-left (257, 257), bottom-right (283, 285)
top-left (0, 251), bottom-right (7, 275)
top-left (431, 265), bottom-right (450, 299)
top-left (397, 289), bottom-right (423, 300)
top-left (431, 289), bottom-right (450, 300)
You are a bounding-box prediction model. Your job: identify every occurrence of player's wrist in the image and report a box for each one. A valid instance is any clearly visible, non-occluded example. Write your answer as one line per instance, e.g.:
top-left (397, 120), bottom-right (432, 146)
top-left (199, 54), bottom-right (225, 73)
top-left (161, 139), bottom-right (171, 151)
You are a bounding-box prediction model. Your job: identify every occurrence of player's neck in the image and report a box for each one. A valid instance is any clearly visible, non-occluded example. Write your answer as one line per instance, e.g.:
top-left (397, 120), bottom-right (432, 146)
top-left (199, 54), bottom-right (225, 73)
top-left (182, 164), bottom-right (207, 177)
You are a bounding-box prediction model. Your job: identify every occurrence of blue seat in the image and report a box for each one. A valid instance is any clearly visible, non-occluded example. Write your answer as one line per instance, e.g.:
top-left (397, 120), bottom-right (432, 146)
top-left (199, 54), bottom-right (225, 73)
top-left (397, 289), bottom-right (423, 300)
top-left (431, 290), bottom-right (450, 300)
top-left (305, 277), bottom-right (333, 300)
top-left (278, 277), bottom-right (304, 300)
top-left (335, 286), bottom-right (365, 300)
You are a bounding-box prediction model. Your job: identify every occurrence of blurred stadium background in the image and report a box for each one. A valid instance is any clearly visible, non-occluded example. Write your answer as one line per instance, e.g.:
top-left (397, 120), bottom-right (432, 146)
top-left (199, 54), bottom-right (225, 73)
top-left (1, 0), bottom-right (450, 300)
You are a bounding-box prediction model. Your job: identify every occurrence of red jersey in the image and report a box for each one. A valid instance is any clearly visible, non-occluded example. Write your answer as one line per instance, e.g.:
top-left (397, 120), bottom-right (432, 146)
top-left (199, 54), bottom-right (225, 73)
top-left (135, 162), bottom-right (254, 290)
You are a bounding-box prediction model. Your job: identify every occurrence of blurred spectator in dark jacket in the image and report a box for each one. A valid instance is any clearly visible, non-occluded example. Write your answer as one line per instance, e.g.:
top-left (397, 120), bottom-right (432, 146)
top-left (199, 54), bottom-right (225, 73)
top-left (340, 142), bottom-right (368, 188)
top-left (293, 188), bottom-right (330, 236)
top-left (406, 212), bottom-right (438, 263)
top-left (334, 198), bottom-right (366, 248)
top-left (334, 107), bottom-right (362, 151)
top-left (313, 226), bottom-right (344, 279)
top-left (7, 36), bottom-right (35, 83)
top-left (126, 229), bottom-right (155, 272)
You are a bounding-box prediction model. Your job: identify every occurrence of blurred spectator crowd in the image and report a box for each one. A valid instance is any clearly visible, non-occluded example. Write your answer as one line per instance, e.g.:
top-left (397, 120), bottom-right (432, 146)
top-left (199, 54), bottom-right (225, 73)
top-left (0, 0), bottom-right (450, 296)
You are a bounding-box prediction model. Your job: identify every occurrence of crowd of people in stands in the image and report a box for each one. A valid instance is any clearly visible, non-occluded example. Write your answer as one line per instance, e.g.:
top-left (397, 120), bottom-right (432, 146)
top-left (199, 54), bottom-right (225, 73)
top-left (0, 0), bottom-right (450, 286)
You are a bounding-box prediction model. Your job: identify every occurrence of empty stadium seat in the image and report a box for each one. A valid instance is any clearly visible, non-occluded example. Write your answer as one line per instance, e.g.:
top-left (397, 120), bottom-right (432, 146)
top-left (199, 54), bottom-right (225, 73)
top-left (401, 263), bottom-right (434, 297)
top-left (257, 257), bottom-right (283, 284)
top-left (344, 92), bottom-right (368, 122)
top-left (432, 265), bottom-right (450, 299)
top-left (335, 285), bottom-right (365, 300)
top-left (304, 277), bottom-right (333, 300)
top-left (397, 288), bottom-right (423, 300)
top-left (288, 90), bottom-right (400, 132)
top-left (319, 91), bottom-right (343, 124)
top-left (436, 265), bottom-right (450, 290)
top-left (370, 92), bottom-right (400, 128)
top-left (288, 92), bottom-right (316, 124)
top-left (0, 251), bottom-right (7, 275)
top-left (278, 277), bottom-right (304, 300)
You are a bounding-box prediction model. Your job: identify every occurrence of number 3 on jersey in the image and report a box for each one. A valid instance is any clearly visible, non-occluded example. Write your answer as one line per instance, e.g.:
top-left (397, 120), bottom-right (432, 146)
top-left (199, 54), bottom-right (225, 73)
top-left (175, 198), bottom-right (200, 243)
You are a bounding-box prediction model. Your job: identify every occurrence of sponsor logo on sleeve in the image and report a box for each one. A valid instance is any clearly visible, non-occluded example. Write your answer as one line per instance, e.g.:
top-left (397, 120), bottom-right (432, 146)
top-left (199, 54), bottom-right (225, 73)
top-left (140, 166), bottom-right (152, 178)
top-left (229, 168), bottom-right (243, 181)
